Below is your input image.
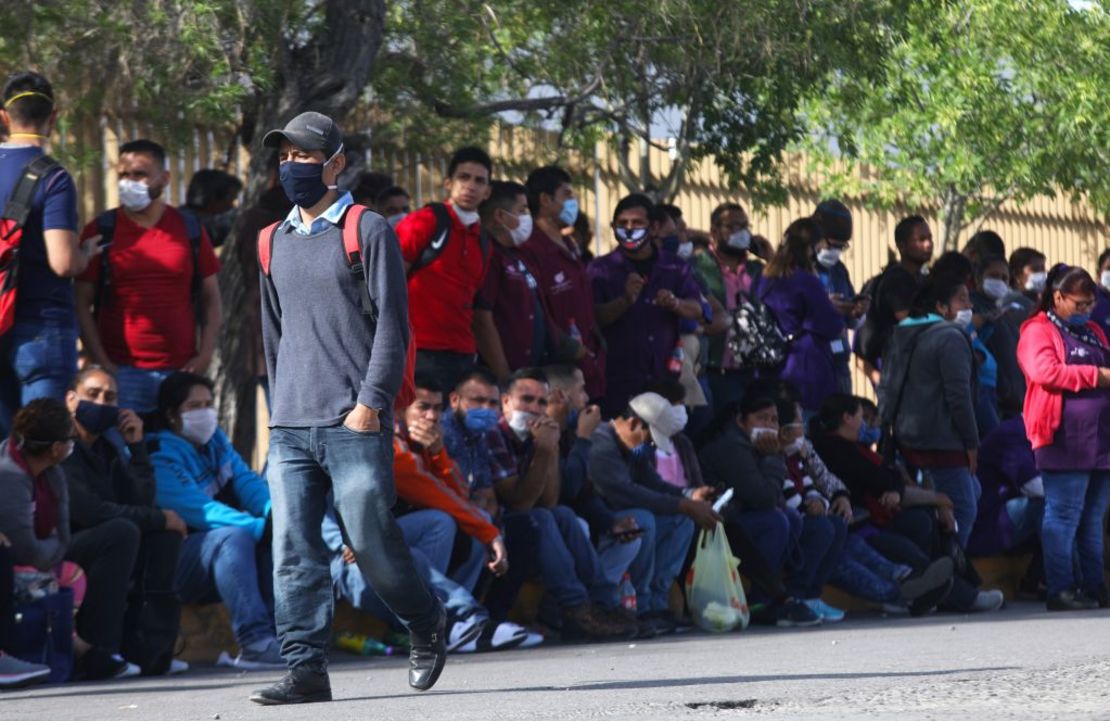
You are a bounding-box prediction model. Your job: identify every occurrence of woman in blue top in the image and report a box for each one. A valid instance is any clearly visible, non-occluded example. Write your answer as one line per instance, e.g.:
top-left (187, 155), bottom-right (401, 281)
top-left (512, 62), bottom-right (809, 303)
top-left (756, 219), bottom-right (845, 415)
top-left (148, 372), bottom-right (282, 670)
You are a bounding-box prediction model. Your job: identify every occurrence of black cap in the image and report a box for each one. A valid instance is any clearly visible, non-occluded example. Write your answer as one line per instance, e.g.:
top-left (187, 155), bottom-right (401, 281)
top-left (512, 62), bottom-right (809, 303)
top-left (814, 199), bottom-right (853, 243)
top-left (262, 111), bottom-right (343, 157)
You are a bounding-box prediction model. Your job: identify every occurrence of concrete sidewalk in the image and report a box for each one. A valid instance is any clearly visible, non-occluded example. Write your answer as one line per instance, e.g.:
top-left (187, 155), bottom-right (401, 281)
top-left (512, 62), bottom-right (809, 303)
top-left (5, 602), bottom-right (1110, 721)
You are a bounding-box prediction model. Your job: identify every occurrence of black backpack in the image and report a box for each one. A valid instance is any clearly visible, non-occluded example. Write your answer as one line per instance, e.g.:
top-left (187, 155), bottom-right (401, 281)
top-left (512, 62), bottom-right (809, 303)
top-left (407, 202), bottom-right (490, 276)
top-left (94, 207), bottom-right (204, 320)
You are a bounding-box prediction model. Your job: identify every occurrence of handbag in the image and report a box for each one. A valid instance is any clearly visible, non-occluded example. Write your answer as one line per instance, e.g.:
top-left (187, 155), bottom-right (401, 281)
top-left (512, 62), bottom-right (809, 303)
top-left (726, 289), bottom-right (791, 370)
top-left (9, 587), bottom-right (75, 683)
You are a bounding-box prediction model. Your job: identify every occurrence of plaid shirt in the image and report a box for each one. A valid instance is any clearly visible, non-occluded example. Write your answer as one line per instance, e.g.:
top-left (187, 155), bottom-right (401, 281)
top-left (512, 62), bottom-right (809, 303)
top-left (441, 412), bottom-right (515, 492)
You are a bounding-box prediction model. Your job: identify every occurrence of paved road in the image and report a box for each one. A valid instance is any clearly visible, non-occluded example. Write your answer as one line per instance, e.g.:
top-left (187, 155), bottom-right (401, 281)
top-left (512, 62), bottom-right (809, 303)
top-left (6, 602), bottom-right (1110, 721)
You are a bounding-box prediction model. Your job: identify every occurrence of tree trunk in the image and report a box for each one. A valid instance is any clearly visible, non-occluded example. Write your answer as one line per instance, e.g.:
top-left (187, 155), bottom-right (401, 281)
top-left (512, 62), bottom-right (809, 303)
top-left (940, 185), bottom-right (968, 254)
top-left (213, 0), bottom-right (387, 460)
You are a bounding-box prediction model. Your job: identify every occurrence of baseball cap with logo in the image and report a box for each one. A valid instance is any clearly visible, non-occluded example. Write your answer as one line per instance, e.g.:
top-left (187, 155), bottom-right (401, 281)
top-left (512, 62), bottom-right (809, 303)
top-left (628, 392), bottom-right (687, 455)
top-left (262, 111), bottom-right (343, 158)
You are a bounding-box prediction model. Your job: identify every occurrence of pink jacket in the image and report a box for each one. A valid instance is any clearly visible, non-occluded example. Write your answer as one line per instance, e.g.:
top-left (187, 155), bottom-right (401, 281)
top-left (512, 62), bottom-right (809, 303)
top-left (1017, 312), bottom-right (1108, 449)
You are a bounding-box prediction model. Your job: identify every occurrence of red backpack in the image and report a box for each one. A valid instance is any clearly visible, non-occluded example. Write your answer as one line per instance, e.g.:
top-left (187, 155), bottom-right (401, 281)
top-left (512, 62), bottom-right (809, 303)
top-left (0, 155), bottom-right (61, 336)
top-left (257, 203), bottom-right (417, 411)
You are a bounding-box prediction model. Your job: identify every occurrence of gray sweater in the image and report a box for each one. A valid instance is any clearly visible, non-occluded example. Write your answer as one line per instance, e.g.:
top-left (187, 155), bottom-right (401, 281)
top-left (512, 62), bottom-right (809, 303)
top-left (0, 440), bottom-right (70, 570)
top-left (260, 210), bottom-right (409, 427)
top-left (698, 424), bottom-right (786, 511)
top-left (879, 319), bottom-right (979, 452)
top-left (587, 424), bottom-right (684, 515)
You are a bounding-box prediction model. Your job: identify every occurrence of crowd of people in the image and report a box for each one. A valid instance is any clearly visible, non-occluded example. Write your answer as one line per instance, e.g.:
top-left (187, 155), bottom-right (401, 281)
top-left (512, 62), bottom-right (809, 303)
top-left (1, 69), bottom-right (1108, 700)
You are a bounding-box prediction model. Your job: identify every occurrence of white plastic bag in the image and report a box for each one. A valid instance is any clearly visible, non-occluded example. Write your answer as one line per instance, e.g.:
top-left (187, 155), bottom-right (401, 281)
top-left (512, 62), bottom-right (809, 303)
top-left (684, 522), bottom-right (749, 633)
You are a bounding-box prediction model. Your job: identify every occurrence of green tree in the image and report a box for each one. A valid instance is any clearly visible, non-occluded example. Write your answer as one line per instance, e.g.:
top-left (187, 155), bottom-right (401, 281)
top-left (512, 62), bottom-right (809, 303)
top-left (803, 0), bottom-right (1110, 251)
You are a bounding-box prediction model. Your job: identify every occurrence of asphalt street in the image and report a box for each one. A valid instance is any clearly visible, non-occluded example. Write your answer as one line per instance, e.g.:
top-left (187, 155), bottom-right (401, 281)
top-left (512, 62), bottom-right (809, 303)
top-left (5, 602), bottom-right (1110, 721)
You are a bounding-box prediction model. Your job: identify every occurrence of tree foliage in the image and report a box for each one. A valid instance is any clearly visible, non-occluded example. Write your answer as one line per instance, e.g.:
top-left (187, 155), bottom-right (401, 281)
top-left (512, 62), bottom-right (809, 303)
top-left (802, 0), bottom-right (1110, 250)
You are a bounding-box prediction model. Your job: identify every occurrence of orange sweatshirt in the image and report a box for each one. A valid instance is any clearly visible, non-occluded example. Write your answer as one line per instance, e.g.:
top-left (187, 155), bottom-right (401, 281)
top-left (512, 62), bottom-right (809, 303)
top-left (392, 437), bottom-right (500, 545)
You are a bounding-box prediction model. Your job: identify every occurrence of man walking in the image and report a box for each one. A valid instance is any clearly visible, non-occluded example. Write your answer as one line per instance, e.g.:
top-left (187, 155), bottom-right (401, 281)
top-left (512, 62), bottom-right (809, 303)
top-left (250, 112), bottom-right (445, 705)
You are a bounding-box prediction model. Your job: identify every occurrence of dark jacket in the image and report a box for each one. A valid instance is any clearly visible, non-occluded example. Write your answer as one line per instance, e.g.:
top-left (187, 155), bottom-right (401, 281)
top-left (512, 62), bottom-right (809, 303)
top-left (698, 424), bottom-right (786, 511)
top-left (971, 290), bottom-right (1025, 416)
top-left (62, 435), bottom-right (166, 533)
top-left (0, 440), bottom-right (70, 570)
top-left (879, 318), bottom-right (979, 452)
top-left (811, 433), bottom-right (904, 507)
top-left (587, 424), bottom-right (684, 515)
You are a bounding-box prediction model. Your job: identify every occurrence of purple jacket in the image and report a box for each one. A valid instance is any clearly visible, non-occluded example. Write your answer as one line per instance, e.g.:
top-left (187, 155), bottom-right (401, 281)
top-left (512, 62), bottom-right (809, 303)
top-left (968, 414), bottom-right (1038, 556)
top-left (756, 270), bottom-right (845, 411)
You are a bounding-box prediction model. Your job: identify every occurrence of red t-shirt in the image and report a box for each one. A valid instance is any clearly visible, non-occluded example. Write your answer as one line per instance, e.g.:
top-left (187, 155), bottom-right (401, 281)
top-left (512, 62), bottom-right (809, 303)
top-left (79, 206), bottom-right (220, 369)
top-left (396, 203), bottom-right (490, 354)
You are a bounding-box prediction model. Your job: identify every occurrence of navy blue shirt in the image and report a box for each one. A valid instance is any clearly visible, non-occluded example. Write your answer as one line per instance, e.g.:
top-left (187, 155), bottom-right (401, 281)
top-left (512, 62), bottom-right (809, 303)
top-left (0, 145), bottom-right (78, 323)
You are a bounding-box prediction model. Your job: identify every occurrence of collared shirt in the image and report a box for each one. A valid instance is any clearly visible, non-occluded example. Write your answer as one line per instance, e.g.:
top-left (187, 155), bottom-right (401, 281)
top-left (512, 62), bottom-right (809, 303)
top-left (494, 419), bottom-right (536, 482)
top-left (475, 243), bottom-right (547, 370)
top-left (280, 191), bottom-right (353, 236)
top-left (441, 412), bottom-right (515, 492)
top-left (691, 249), bottom-right (763, 368)
top-left (588, 247), bottom-right (702, 415)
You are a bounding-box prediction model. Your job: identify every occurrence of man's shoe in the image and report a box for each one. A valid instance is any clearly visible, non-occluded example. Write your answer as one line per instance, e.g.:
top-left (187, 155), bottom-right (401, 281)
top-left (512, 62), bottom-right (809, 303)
top-left (561, 604), bottom-right (636, 641)
top-left (971, 589), bottom-right (1005, 613)
top-left (1047, 588), bottom-right (1099, 612)
top-left (1084, 586), bottom-right (1110, 609)
top-left (0, 653), bottom-right (51, 689)
top-left (910, 577), bottom-right (954, 617)
top-left (409, 605), bottom-right (447, 691)
top-left (899, 557), bottom-right (954, 602)
top-left (218, 637), bottom-right (286, 671)
top-left (249, 668), bottom-right (332, 705)
top-left (640, 610), bottom-right (678, 636)
top-left (774, 599), bottom-right (822, 628)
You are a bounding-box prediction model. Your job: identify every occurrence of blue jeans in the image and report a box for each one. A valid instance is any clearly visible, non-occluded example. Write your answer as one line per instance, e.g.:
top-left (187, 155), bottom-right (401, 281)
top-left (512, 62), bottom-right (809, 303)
top-left (786, 511), bottom-right (848, 600)
top-left (923, 466), bottom-right (981, 548)
top-left (0, 310), bottom-right (77, 436)
top-left (268, 425), bottom-right (439, 672)
top-left (830, 534), bottom-right (903, 603)
top-left (1041, 470), bottom-right (1110, 597)
top-left (334, 511), bottom-right (484, 627)
top-left (1006, 496), bottom-right (1044, 546)
top-left (728, 509), bottom-right (792, 603)
top-left (596, 535), bottom-right (643, 586)
top-left (115, 366), bottom-right (174, 413)
top-left (176, 526), bottom-right (275, 648)
top-left (623, 509), bottom-right (695, 614)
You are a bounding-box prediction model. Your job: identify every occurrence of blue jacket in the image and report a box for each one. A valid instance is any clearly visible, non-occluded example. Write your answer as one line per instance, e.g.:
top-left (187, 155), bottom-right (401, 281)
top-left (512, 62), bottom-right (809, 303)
top-left (149, 429), bottom-right (271, 540)
top-left (816, 261), bottom-right (856, 379)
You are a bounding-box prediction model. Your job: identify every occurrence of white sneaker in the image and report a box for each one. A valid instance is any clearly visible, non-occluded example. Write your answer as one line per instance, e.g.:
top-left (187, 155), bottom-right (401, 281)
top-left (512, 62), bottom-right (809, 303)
top-left (971, 589), bottom-right (1005, 612)
top-left (0, 653), bottom-right (51, 688)
top-left (111, 655), bottom-right (141, 679)
top-left (217, 638), bottom-right (285, 671)
top-left (456, 621), bottom-right (544, 653)
top-left (447, 614), bottom-right (487, 652)
top-left (168, 659), bottom-right (189, 675)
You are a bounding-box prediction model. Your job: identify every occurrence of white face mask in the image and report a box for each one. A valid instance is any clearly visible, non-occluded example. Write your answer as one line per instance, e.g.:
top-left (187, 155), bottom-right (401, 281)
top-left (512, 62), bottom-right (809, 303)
top-left (507, 410), bottom-right (537, 440)
top-left (180, 408), bottom-right (219, 446)
top-left (749, 426), bottom-right (778, 442)
top-left (119, 178), bottom-right (153, 212)
top-left (677, 241), bottom-right (694, 259)
top-left (1100, 270), bottom-right (1110, 292)
top-left (726, 229), bottom-right (751, 251)
top-left (816, 248), bottom-right (842, 268)
top-left (954, 308), bottom-right (974, 328)
top-left (454, 206), bottom-right (480, 227)
top-left (982, 278), bottom-right (1010, 300)
top-left (784, 437), bottom-right (804, 455)
top-left (509, 213), bottom-right (533, 246)
top-left (59, 440), bottom-right (75, 462)
top-left (1026, 272), bottom-right (1047, 293)
top-left (387, 213), bottom-right (407, 228)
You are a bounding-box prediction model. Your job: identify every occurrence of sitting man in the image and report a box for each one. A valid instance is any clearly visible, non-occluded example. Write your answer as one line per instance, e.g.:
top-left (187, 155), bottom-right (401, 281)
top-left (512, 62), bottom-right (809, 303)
top-left (494, 368), bottom-right (635, 640)
top-left (62, 367), bottom-right (187, 676)
top-left (148, 372), bottom-right (282, 669)
top-left (589, 392), bottom-right (719, 634)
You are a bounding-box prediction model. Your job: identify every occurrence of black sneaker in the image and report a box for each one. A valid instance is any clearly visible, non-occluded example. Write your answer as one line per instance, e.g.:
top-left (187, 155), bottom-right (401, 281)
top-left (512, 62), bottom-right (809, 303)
top-left (250, 668), bottom-right (332, 705)
top-left (774, 599), bottom-right (822, 628)
top-left (1047, 589), bottom-right (1099, 612)
top-left (899, 557), bottom-right (954, 602)
top-left (910, 577), bottom-right (955, 617)
top-left (640, 610), bottom-right (678, 636)
top-left (1084, 586), bottom-right (1110, 609)
top-left (409, 604), bottom-right (447, 691)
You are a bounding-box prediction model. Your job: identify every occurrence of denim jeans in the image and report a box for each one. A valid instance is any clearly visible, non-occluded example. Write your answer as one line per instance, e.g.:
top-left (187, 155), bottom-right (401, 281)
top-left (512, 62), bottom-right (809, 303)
top-left (727, 509), bottom-right (792, 603)
top-left (1041, 470), bottom-right (1110, 597)
top-left (623, 509), bottom-right (695, 614)
top-left (596, 534), bottom-right (643, 586)
top-left (176, 525), bottom-right (275, 648)
top-left (268, 425), bottom-right (439, 671)
top-left (922, 466), bottom-right (981, 548)
top-left (115, 366), bottom-right (174, 414)
top-left (0, 310), bottom-right (78, 436)
top-left (334, 511), bottom-right (483, 627)
top-left (786, 511), bottom-right (848, 600)
top-left (830, 534), bottom-right (903, 603)
top-left (1006, 496), bottom-right (1045, 547)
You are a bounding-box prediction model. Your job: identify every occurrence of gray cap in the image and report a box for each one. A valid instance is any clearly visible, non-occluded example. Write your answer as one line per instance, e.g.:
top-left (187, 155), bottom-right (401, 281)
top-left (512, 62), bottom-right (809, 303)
top-left (262, 111), bottom-right (343, 157)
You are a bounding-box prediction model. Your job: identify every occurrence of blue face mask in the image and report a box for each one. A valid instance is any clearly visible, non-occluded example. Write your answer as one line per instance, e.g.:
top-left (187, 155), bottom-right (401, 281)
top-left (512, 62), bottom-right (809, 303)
top-left (279, 146), bottom-right (341, 209)
top-left (559, 198), bottom-right (579, 226)
top-left (630, 443), bottom-right (653, 461)
top-left (75, 400), bottom-right (120, 436)
top-left (566, 409), bottom-right (580, 431)
top-left (858, 423), bottom-right (881, 446)
top-left (462, 407), bottom-right (499, 434)
top-left (660, 235), bottom-right (681, 254)
top-left (1068, 313), bottom-right (1091, 327)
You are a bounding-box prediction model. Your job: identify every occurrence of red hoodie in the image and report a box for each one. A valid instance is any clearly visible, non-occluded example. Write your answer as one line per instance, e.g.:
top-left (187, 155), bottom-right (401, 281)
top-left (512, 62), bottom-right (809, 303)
top-left (1017, 312), bottom-right (1108, 450)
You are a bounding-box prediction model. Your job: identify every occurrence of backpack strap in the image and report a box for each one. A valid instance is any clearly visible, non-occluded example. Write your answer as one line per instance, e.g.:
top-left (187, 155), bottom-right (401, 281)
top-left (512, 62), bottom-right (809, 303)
top-left (408, 202), bottom-right (452, 276)
top-left (1, 155), bottom-right (60, 239)
top-left (177, 207), bottom-right (205, 323)
top-left (257, 221), bottom-right (281, 276)
top-left (93, 210), bottom-right (118, 317)
top-left (340, 204), bottom-right (376, 318)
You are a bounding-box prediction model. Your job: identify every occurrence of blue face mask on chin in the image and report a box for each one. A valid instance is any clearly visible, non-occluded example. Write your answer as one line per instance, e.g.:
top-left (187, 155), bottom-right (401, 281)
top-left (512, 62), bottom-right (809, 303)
top-left (559, 198), bottom-right (579, 226)
top-left (858, 423), bottom-right (881, 446)
top-left (462, 407), bottom-right (499, 434)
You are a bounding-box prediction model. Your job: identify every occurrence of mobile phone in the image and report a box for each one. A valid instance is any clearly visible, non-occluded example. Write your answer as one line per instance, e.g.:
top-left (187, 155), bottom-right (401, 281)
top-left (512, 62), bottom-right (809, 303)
top-left (615, 528), bottom-right (646, 541)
